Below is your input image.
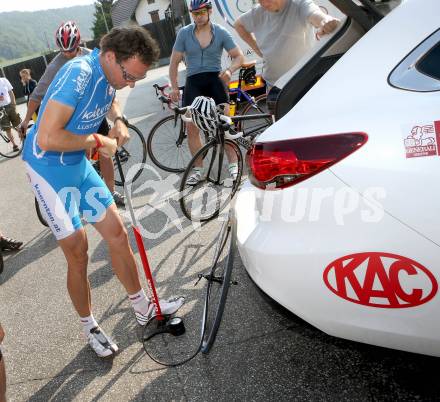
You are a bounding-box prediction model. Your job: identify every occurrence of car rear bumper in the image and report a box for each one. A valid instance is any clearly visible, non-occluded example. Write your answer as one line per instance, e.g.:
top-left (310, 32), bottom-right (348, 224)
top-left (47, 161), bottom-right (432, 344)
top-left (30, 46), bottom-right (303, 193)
top-left (234, 179), bottom-right (440, 357)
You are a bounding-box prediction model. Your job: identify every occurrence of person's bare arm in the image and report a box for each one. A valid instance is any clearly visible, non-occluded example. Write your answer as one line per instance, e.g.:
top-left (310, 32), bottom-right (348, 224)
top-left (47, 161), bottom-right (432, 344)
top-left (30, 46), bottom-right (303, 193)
top-left (308, 10), bottom-right (340, 38)
top-left (8, 90), bottom-right (16, 106)
top-left (169, 50), bottom-right (184, 103)
top-left (37, 99), bottom-right (117, 156)
top-left (106, 98), bottom-right (123, 122)
top-left (234, 18), bottom-right (262, 58)
top-left (219, 46), bottom-right (244, 85)
top-left (106, 98), bottom-right (130, 147)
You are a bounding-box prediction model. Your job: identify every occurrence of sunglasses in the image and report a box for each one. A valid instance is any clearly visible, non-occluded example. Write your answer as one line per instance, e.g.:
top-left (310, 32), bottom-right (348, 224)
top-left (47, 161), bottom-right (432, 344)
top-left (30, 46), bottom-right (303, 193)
top-left (191, 8), bottom-right (208, 16)
top-left (117, 61), bottom-right (146, 82)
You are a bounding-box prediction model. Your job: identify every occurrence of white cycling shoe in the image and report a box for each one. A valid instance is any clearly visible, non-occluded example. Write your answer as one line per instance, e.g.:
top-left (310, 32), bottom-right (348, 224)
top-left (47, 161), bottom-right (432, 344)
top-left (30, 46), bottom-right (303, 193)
top-left (87, 326), bottom-right (119, 358)
top-left (135, 296), bottom-right (185, 326)
top-left (186, 168), bottom-right (203, 186)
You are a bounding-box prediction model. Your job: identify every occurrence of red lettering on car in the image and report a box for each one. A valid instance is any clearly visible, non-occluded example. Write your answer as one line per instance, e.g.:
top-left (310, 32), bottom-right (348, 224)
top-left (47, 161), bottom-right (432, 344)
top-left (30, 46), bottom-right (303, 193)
top-left (323, 252), bottom-right (437, 308)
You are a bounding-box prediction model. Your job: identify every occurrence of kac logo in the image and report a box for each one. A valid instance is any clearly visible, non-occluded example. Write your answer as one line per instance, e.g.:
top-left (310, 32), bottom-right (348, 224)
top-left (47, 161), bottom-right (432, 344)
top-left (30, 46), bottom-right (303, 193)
top-left (323, 252), bottom-right (438, 308)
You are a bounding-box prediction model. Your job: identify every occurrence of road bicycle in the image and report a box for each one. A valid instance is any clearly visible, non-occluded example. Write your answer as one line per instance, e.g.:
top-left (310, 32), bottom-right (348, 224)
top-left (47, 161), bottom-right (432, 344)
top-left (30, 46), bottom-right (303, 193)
top-left (147, 83), bottom-right (210, 174)
top-left (34, 117), bottom-right (147, 227)
top-left (147, 63), bottom-right (271, 174)
top-left (178, 106), bottom-right (272, 222)
top-left (0, 106), bottom-right (24, 158)
top-left (228, 61), bottom-right (270, 136)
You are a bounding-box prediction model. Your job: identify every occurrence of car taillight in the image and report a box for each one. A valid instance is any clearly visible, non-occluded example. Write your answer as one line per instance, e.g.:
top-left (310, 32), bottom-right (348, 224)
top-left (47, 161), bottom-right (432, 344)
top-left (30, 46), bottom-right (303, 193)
top-left (246, 133), bottom-right (367, 190)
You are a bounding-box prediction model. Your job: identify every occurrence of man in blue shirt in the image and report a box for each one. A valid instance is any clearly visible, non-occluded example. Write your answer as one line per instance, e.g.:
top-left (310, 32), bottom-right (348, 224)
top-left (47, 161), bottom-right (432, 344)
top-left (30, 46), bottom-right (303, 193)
top-left (22, 27), bottom-right (184, 359)
top-left (169, 0), bottom-right (244, 185)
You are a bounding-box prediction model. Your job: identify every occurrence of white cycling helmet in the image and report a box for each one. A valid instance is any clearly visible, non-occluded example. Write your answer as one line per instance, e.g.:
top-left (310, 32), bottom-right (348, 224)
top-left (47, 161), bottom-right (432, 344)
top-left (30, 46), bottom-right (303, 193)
top-left (190, 96), bottom-right (218, 133)
top-left (55, 21), bottom-right (81, 52)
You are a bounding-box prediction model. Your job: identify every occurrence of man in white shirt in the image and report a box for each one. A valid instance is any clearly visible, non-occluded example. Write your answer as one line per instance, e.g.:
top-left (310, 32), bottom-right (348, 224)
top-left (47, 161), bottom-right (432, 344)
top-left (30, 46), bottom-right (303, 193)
top-left (0, 77), bottom-right (21, 152)
top-left (234, 0), bottom-right (340, 89)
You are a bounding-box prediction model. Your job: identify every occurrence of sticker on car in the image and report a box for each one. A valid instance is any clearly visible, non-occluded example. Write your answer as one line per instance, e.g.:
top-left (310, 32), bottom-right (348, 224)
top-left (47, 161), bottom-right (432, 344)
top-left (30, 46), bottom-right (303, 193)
top-left (323, 252), bottom-right (438, 308)
top-left (403, 120), bottom-right (440, 158)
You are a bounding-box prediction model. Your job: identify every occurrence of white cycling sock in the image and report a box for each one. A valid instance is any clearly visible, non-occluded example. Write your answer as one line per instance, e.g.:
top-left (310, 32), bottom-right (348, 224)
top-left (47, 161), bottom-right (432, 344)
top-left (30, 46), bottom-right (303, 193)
top-left (80, 314), bottom-right (99, 336)
top-left (128, 289), bottom-right (150, 316)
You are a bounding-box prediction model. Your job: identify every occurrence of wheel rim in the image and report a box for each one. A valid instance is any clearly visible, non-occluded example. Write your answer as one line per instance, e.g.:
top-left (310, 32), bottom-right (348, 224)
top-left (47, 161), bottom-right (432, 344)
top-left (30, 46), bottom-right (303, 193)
top-left (180, 140), bottom-right (242, 222)
top-left (148, 116), bottom-right (191, 173)
top-left (113, 124), bottom-right (147, 187)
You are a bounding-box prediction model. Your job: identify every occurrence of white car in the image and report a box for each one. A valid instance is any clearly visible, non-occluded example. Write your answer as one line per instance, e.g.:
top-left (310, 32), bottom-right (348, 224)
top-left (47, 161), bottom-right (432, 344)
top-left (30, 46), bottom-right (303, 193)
top-left (235, 0), bottom-right (440, 357)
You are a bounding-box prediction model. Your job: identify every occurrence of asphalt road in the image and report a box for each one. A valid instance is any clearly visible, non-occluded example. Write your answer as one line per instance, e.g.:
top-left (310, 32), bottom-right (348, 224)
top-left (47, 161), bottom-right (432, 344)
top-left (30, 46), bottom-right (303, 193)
top-left (1, 65), bottom-right (440, 402)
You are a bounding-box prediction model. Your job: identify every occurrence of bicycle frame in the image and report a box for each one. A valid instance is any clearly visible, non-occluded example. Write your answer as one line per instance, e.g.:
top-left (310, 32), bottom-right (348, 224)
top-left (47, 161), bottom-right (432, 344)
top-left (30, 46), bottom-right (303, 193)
top-left (207, 127), bottom-right (226, 186)
top-left (229, 87), bottom-right (254, 107)
top-left (172, 109), bottom-right (187, 147)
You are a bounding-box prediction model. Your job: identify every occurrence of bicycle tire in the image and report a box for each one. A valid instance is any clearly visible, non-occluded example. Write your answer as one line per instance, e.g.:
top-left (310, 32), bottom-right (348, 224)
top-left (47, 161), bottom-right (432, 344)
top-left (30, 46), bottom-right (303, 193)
top-left (201, 215), bottom-right (236, 353)
top-left (179, 139), bottom-right (242, 222)
top-left (35, 197), bottom-right (49, 227)
top-left (147, 115), bottom-right (190, 173)
top-left (113, 123), bottom-right (147, 187)
top-left (238, 94), bottom-right (272, 138)
top-left (0, 130), bottom-right (23, 159)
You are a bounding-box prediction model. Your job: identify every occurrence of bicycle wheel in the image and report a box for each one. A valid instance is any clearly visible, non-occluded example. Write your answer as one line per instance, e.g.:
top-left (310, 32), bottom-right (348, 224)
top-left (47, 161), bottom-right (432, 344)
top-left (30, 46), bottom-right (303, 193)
top-left (238, 94), bottom-right (272, 138)
top-left (0, 129), bottom-right (23, 158)
top-left (113, 123), bottom-right (147, 187)
top-left (35, 197), bottom-right (49, 227)
top-left (201, 214), bottom-right (236, 353)
top-left (147, 115), bottom-right (190, 173)
top-left (180, 139), bottom-right (242, 222)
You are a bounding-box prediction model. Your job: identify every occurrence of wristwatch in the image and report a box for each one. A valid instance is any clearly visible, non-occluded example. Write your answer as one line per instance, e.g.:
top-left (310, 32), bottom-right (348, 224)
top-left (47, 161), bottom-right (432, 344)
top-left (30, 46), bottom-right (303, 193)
top-left (114, 116), bottom-right (127, 125)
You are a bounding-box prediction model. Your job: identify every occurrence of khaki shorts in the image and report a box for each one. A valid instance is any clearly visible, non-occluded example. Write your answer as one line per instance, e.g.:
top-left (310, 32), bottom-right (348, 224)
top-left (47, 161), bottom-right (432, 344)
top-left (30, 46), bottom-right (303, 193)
top-left (0, 104), bottom-right (21, 129)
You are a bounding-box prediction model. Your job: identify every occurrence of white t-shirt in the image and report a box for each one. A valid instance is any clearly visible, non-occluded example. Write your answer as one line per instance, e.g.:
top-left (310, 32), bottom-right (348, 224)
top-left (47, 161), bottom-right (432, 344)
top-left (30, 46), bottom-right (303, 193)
top-left (0, 77), bottom-right (13, 107)
top-left (239, 0), bottom-right (320, 84)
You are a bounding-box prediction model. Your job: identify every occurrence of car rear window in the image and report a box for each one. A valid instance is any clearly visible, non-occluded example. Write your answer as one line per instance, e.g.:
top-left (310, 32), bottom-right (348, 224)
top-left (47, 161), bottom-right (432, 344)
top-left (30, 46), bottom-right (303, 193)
top-left (417, 42), bottom-right (440, 81)
top-left (389, 29), bottom-right (440, 92)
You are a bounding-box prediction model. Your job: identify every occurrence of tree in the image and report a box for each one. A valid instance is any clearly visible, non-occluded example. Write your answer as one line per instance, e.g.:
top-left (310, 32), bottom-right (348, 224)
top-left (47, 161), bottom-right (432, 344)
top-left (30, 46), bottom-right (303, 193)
top-left (92, 0), bottom-right (114, 40)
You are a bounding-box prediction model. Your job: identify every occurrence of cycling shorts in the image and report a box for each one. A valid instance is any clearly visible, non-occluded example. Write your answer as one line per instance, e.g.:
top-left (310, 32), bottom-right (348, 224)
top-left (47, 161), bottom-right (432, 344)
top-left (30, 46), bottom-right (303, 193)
top-left (183, 72), bottom-right (229, 107)
top-left (0, 104), bottom-right (21, 129)
top-left (25, 158), bottom-right (114, 240)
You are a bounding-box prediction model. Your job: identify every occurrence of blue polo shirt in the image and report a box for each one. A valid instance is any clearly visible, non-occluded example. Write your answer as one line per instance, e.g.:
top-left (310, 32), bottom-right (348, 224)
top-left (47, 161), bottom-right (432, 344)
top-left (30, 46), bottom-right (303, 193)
top-left (173, 22), bottom-right (237, 77)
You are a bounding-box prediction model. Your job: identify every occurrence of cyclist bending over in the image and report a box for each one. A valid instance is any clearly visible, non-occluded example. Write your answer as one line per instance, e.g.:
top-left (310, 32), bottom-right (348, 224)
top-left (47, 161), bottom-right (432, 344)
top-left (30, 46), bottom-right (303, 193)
top-left (22, 27), bottom-right (184, 358)
top-left (169, 0), bottom-right (244, 185)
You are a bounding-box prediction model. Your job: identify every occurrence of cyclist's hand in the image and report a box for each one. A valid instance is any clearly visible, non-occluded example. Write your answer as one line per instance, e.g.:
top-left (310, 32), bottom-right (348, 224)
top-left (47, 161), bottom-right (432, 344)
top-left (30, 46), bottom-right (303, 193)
top-left (109, 120), bottom-right (130, 147)
top-left (170, 88), bottom-right (180, 103)
top-left (0, 323), bottom-right (4, 343)
top-left (18, 119), bottom-right (29, 139)
top-left (99, 137), bottom-right (118, 157)
top-left (219, 69), bottom-right (232, 86)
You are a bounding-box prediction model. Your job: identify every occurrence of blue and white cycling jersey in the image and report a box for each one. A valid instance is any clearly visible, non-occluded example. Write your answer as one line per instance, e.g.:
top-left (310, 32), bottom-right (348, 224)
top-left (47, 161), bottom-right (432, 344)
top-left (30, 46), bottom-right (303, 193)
top-left (22, 48), bottom-right (116, 240)
top-left (23, 48), bottom-right (116, 166)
